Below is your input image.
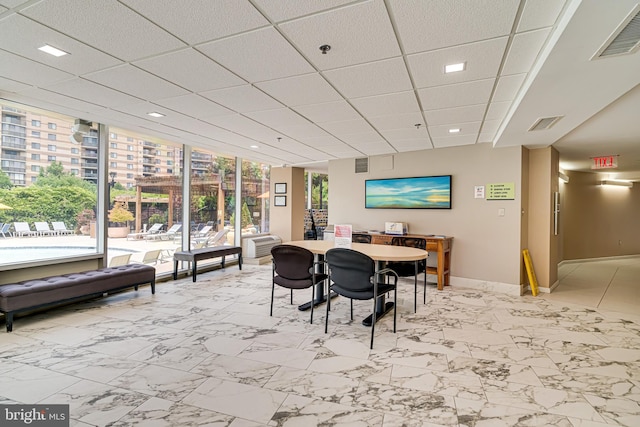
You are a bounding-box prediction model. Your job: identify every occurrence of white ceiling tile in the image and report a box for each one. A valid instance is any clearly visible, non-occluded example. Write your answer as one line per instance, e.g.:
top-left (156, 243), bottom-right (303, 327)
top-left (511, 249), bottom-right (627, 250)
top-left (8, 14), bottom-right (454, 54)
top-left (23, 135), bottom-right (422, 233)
top-left (486, 101), bottom-right (511, 121)
top-left (134, 48), bottom-right (245, 92)
top-left (197, 27), bottom-right (314, 82)
top-left (407, 38), bottom-right (508, 88)
top-left (0, 5), bottom-right (7, 12)
top-left (478, 131), bottom-right (497, 143)
top-left (351, 91), bottom-right (419, 117)
top-left (391, 139), bottom-right (433, 152)
top-left (0, 50), bottom-right (72, 86)
top-left (424, 104), bottom-right (486, 126)
top-left (200, 85), bottom-right (283, 113)
top-left (292, 101), bottom-right (361, 123)
top-left (45, 78), bottom-right (141, 107)
top-left (480, 119), bottom-right (501, 135)
top-left (432, 134), bottom-right (478, 148)
top-left (0, 14), bottom-right (123, 75)
top-left (388, 0), bottom-right (520, 53)
top-left (203, 114), bottom-right (282, 142)
top-left (255, 73), bottom-right (341, 106)
top-left (279, 0), bottom-right (400, 70)
top-left (113, 101), bottom-right (198, 127)
top-left (368, 112), bottom-right (424, 131)
top-left (121, 0), bottom-right (268, 44)
top-left (493, 74), bottom-right (526, 102)
top-left (154, 94), bottom-right (234, 119)
top-left (279, 124), bottom-right (333, 140)
top-left (323, 57), bottom-right (412, 98)
top-left (252, 0), bottom-right (355, 22)
top-left (0, 76), bottom-right (32, 93)
top-left (379, 127), bottom-right (429, 142)
top-left (517, 0), bottom-right (566, 32)
top-left (428, 121), bottom-right (481, 138)
top-left (245, 108), bottom-right (312, 129)
top-left (357, 144), bottom-right (396, 156)
top-left (13, 87), bottom-right (103, 113)
top-left (303, 134), bottom-right (350, 148)
top-left (419, 79), bottom-right (495, 110)
top-left (502, 29), bottom-right (551, 75)
top-left (319, 118), bottom-right (376, 135)
top-left (84, 64), bottom-right (189, 101)
top-left (340, 131), bottom-right (385, 145)
top-left (21, 0), bottom-right (185, 61)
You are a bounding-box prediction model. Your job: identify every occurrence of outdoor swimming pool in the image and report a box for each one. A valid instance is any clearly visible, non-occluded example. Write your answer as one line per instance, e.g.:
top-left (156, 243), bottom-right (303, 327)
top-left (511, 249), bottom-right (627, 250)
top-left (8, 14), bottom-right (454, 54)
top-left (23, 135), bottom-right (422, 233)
top-left (0, 247), bottom-right (136, 265)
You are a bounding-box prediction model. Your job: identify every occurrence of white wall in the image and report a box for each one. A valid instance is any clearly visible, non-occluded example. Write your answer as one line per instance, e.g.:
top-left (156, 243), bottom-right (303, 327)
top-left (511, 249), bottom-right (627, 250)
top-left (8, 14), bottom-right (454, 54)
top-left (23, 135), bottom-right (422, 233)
top-left (328, 143), bottom-right (524, 287)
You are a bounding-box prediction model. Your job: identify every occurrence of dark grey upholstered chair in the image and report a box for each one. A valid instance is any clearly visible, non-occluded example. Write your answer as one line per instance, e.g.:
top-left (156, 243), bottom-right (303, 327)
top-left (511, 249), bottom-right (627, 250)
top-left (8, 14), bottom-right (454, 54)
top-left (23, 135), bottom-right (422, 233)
top-left (325, 248), bottom-right (398, 349)
top-left (271, 244), bottom-right (327, 323)
top-left (352, 233), bottom-right (372, 244)
top-left (386, 236), bottom-right (427, 313)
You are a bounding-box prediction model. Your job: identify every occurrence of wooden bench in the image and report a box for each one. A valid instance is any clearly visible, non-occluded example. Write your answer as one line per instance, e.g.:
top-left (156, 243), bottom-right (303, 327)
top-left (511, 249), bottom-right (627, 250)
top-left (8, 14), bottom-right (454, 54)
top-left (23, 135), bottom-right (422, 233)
top-left (173, 246), bottom-right (242, 282)
top-left (0, 264), bottom-right (156, 332)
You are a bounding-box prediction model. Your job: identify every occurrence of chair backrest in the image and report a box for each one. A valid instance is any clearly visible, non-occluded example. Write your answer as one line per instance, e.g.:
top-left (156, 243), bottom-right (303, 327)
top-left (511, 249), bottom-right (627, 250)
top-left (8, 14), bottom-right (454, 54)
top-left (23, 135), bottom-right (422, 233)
top-left (109, 253), bottom-right (132, 267)
top-left (205, 229), bottom-right (228, 246)
top-left (34, 222), bottom-right (51, 232)
top-left (198, 225), bottom-right (213, 235)
top-left (352, 233), bottom-right (372, 244)
top-left (391, 236), bottom-right (426, 250)
top-left (51, 221), bottom-right (68, 231)
top-left (1, 223), bottom-right (10, 232)
top-left (271, 245), bottom-right (314, 280)
top-left (14, 222), bottom-right (31, 232)
top-left (141, 249), bottom-right (161, 264)
top-left (147, 223), bottom-right (163, 233)
top-left (167, 224), bottom-right (182, 233)
top-left (326, 248), bottom-right (375, 292)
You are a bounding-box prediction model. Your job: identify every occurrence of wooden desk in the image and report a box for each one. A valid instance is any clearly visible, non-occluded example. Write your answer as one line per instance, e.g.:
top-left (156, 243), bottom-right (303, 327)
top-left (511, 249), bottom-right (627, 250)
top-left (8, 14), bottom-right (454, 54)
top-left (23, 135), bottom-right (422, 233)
top-left (368, 233), bottom-right (452, 291)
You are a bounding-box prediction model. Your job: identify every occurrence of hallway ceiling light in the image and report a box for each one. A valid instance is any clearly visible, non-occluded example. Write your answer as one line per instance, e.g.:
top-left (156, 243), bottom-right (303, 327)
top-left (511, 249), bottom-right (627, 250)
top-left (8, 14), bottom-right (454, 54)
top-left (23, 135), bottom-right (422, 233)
top-left (449, 128), bottom-right (461, 133)
top-left (147, 112), bottom-right (165, 118)
top-left (601, 179), bottom-right (633, 187)
top-left (38, 44), bottom-right (68, 57)
top-left (558, 171), bottom-right (569, 183)
top-left (445, 62), bottom-right (465, 73)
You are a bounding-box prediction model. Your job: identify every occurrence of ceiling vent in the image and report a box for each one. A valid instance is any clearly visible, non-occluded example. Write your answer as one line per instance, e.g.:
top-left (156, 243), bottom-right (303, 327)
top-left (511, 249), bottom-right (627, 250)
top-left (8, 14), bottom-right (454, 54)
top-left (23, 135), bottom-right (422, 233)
top-left (355, 157), bottom-right (368, 173)
top-left (528, 116), bottom-right (563, 131)
top-left (595, 8), bottom-right (640, 58)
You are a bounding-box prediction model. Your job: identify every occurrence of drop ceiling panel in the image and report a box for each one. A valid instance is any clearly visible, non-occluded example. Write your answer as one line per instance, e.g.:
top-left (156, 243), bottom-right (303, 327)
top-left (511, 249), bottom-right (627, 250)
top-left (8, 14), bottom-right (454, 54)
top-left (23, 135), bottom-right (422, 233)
top-left (200, 85), bottom-right (283, 113)
top-left (197, 27), bottom-right (314, 82)
top-left (389, 0), bottom-right (520, 53)
top-left (0, 76), bottom-right (32, 93)
top-left (368, 112), bottom-right (424, 131)
top-left (14, 88), bottom-right (104, 113)
top-left (407, 38), bottom-right (508, 89)
top-left (203, 114), bottom-right (282, 142)
top-left (245, 108), bottom-right (312, 129)
top-left (252, 0), bottom-right (355, 22)
top-left (480, 119), bottom-right (500, 135)
top-left (432, 134), bottom-right (478, 148)
top-left (351, 91), bottom-right (420, 117)
top-left (379, 127), bottom-right (430, 142)
top-left (493, 74), bottom-right (526, 102)
top-left (0, 51), bottom-right (73, 86)
top-left (303, 134), bottom-right (350, 149)
top-left (278, 124), bottom-right (333, 140)
top-left (517, 0), bottom-right (566, 32)
top-left (279, 0), bottom-right (400, 70)
top-left (113, 102), bottom-right (200, 128)
top-left (419, 78), bottom-right (495, 110)
top-left (120, 0), bottom-right (268, 44)
top-left (255, 73), bottom-right (342, 106)
top-left (292, 101), bottom-right (361, 123)
top-left (133, 49), bottom-right (245, 93)
top-left (501, 29), bottom-right (551, 75)
top-left (339, 131), bottom-right (386, 145)
top-left (391, 139), bottom-right (432, 152)
top-left (84, 65), bottom-right (189, 101)
top-left (423, 104), bottom-right (486, 126)
top-left (357, 144), bottom-right (396, 156)
top-left (0, 14), bottom-right (123, 75)
top-left (485, 101), bottom-right (511, 121)
top-left (154, 94), bottom-right (234, 119)
top-left (21, 0), bottom-right (185, 60)
top-left (428, 121), bottom-right (481, 138)
top-left (44, 78), bottom-right (142, 107)
top-left (319, 118), bottom-right (376, 135)
top-left (323, 57), bottom-right (413, 98)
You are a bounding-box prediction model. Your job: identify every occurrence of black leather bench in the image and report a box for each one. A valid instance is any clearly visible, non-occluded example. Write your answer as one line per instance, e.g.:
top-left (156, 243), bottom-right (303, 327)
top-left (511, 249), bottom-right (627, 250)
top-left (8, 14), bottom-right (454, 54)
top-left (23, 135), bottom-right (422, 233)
top-left (0, 264), bottom-right (156, 332)
top-left (173, 246), bottom-right (242, 282)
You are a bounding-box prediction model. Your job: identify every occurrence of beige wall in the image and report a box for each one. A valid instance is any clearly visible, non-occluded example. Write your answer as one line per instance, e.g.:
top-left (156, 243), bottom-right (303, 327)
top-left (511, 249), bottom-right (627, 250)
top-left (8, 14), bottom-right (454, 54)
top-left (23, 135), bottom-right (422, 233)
top-left (328, 143), bottom-right (524, 287)
top-left (269, 167), bottom-right (305, 242)
top-left (562, 170), bottom-right (640, 259)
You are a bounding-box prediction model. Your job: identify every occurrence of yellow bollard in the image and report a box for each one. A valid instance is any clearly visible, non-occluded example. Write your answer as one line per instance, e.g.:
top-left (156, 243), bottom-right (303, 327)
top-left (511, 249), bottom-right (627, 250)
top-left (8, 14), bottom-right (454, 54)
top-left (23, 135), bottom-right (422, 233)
top-left (522, 249), bottom-right (539, 296)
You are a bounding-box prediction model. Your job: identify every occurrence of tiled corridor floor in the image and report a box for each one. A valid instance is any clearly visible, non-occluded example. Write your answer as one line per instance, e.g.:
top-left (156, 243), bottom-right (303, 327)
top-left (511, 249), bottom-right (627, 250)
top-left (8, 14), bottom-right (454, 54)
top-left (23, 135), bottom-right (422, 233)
top-left (1, 261), bottom-right (639, 426)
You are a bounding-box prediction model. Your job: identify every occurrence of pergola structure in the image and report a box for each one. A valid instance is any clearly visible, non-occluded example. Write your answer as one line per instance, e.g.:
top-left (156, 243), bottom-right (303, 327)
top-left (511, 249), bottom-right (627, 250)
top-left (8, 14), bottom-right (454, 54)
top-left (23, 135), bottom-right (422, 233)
top-left (130, 174), bottom-right (224, 233)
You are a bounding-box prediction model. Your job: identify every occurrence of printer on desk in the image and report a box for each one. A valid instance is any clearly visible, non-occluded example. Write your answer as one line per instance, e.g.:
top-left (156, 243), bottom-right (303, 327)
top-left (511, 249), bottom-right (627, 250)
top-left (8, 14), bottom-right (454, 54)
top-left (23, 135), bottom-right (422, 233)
top-left (384, 222), bottom-right (407, 235)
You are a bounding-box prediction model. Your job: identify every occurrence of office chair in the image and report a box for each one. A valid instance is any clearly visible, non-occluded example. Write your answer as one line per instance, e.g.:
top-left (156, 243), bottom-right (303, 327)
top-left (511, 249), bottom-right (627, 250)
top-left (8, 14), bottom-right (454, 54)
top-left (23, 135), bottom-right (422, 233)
top-left (386, 236), bottom-right (427, 313)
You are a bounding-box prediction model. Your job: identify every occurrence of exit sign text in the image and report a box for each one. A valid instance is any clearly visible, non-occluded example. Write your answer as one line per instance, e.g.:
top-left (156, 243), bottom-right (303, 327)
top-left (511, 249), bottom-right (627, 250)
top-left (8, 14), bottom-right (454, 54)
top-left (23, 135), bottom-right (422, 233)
top-left (591, 155), bottom-right (618, 169)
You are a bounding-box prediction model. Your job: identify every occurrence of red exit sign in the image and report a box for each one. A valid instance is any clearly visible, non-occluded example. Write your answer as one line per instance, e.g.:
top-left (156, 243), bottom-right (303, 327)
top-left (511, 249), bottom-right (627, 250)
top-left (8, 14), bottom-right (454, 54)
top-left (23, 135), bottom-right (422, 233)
top-left (591, 155), bottom-right (618, 169)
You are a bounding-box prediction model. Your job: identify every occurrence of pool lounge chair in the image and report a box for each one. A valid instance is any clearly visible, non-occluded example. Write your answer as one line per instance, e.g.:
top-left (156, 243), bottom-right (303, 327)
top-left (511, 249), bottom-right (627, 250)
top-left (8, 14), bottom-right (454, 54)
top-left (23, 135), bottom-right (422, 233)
top-left (0, 223), bottom-right (11, 238)
top-left (127, 223), bottom-right (163, 240)
top-left (146, 223), bottom-right (182, 241)
top-left (52, 221), bottom-right (76, 235)
top-left (34, 222), bottom-right (57, 236)
top-left (133, 249), bottom-right (162, 265)
top-left (109, 253), bottom-right (132, 267)
top-left (192, 229), bottom-right (228, 249)
top-left (13, 222), bottom-right (38, 237)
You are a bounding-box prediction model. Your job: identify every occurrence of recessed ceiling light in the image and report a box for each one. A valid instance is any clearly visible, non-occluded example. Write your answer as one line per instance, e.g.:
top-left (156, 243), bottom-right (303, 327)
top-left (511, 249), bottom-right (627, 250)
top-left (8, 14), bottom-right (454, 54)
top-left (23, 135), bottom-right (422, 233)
top-left (448, 128), bottom-right (461, 133)
top-left (147, 112), bottom-right (165, 118)
top-left (444, 62), bottom-right (465, 73)
top-left (38, 44), bottom-right (68, 57)
top-left (250, 145), bottom-right (259, 149)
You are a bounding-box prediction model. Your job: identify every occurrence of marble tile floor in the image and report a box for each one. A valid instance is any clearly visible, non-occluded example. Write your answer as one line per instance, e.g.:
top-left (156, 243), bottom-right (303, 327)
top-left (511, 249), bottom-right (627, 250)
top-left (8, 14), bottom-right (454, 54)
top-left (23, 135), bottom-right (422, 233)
top-left (1, 264), bottom-right (639, 426)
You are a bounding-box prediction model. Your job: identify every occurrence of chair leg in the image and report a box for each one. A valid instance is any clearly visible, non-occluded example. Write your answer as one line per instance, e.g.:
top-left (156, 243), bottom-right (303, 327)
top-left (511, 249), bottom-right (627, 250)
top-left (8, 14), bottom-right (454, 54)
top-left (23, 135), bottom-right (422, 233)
top-left (414, 261), bottom-right (418, 313)
top-left (325, 286), bottom-right (330, 333)
top-left (393, 287), bottom-right (397, 333)
top-left (290, 289), bottom-right (293, 305)
top-left (270, 281), bottom-right (275, 316)
top-left (350, 299), bottom-right (353, 321)
top-left (370, 296), bottom-right (377, 349)
top-left (423, 270), bottom-right (427, 304)
top-left (309, 286), bottom-right (314, 324)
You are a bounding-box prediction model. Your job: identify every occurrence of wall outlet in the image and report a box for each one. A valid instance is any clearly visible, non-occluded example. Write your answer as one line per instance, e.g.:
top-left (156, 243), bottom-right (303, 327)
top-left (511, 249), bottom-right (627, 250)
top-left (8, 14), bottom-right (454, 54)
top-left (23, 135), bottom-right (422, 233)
top-left (498, 208), bottom-right (505, 217)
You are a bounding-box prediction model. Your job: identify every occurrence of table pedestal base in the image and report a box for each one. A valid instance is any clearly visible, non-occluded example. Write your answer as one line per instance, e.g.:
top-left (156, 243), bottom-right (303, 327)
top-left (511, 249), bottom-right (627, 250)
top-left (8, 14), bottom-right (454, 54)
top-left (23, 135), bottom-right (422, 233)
top-left (298, 291), bottom-right (338, 311)
top-left (362, 301), bottom-right (394, 327)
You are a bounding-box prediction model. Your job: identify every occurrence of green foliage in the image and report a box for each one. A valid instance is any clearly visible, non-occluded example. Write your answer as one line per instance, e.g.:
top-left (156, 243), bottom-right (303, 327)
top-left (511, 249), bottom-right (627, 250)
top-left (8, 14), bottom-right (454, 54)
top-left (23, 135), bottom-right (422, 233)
top-left (0, 169), bottom-right (12, 189)
top-left (35, 161), bottom-right (96, 192)
top-left (229, 202), bottom-right (253, 229)
top-left (108, 201), bottom-right (134, 224)
top-left (147, 212), bottom-right (166, 226)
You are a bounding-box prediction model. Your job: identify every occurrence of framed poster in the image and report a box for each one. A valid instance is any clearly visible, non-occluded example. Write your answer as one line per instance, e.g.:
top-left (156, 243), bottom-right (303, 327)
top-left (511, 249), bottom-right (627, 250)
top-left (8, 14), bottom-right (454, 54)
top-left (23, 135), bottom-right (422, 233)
top-left (274, 183), bottom-right (287, 194)
top-left (274, 195), bottom-right (287, 206)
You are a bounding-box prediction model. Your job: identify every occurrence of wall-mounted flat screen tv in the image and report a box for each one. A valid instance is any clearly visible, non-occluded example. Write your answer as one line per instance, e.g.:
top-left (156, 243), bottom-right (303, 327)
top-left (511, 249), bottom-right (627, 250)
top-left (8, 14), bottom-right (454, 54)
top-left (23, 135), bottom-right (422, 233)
top-left (365, 175), bottom-right (452, 209)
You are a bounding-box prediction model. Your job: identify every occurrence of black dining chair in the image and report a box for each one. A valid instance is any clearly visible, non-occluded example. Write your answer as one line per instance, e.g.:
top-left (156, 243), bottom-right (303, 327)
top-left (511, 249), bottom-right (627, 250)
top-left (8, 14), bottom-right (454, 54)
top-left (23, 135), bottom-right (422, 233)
top-left (271, 244), bottom-right (327, 323)
top-left (325, 247), bottom-right (398, 349)
top-left (352, 233), bottom-right (372, 244)
top-left (386, 237), bottom-right (427, 313)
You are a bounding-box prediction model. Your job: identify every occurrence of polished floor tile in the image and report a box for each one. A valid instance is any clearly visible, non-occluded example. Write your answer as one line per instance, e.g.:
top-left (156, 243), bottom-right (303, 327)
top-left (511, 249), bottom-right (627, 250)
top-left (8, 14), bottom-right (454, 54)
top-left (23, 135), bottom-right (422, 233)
top-left (1, 259), bottom-right (639, 426)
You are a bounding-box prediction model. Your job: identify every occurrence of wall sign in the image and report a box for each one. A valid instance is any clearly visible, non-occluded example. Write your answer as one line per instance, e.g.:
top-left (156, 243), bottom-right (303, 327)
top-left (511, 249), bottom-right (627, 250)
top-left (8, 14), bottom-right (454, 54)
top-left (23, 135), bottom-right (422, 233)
top-left (591, 155), bottom-right (618, 170)
top-left (487, 183), bottom-right (515, 200)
